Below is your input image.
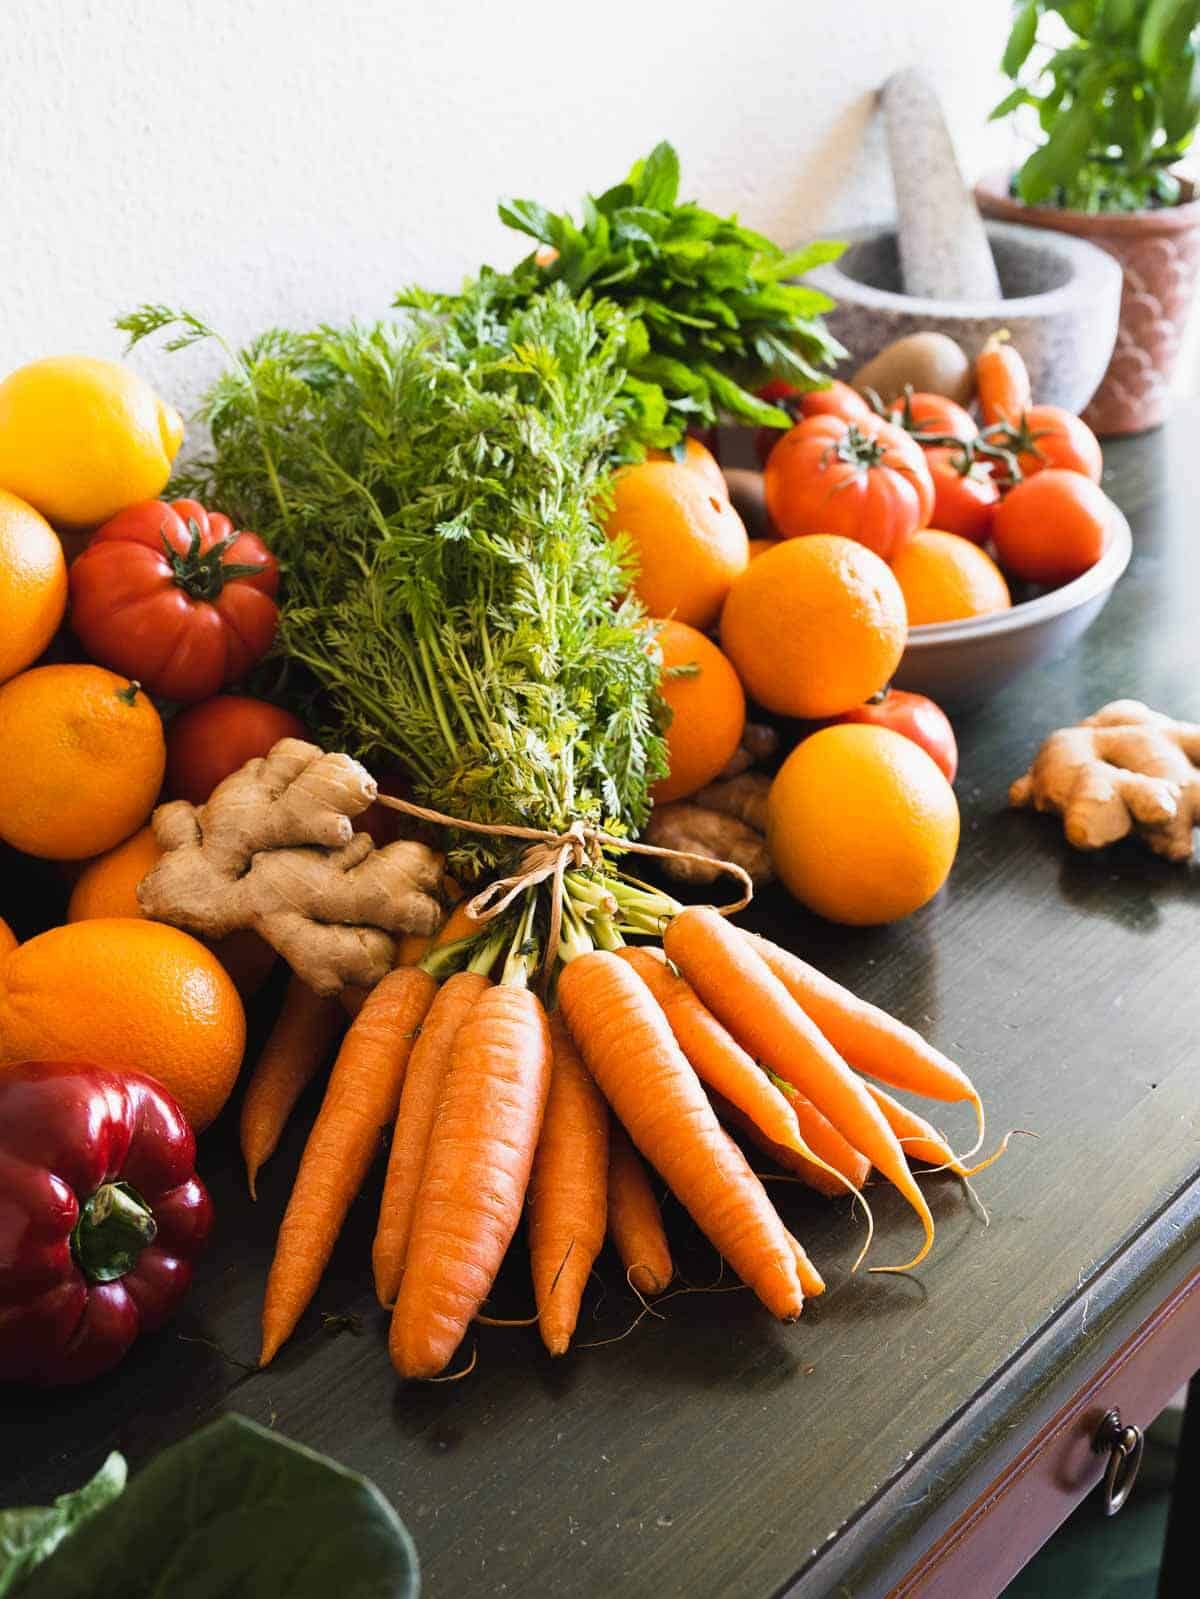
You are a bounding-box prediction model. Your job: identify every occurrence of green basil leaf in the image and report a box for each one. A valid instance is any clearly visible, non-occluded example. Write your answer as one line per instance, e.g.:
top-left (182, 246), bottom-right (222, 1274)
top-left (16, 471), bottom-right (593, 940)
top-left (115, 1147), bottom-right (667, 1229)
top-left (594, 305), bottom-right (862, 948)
top-left (1017, 99), bottom-right (1095, 201)
top-left (0, 1455), bottom-right (125, 1597)
top-left (18, 1417), bottom-right (419, 1599)
top-left (990, 85), bottom-right (1033, 120)
top-left (497, 197), bottom-right (555, 243)
top-left (632, 141), bottom-right (680, 211)
top-left (1004, 1), bottom-right (1041, 76)
top-left (769, 240), bottom-right (847, 278)
top-left (1162, 46), bottom-right (1200, 140)
top-left (1141, 0), bottom-right (1200, 71)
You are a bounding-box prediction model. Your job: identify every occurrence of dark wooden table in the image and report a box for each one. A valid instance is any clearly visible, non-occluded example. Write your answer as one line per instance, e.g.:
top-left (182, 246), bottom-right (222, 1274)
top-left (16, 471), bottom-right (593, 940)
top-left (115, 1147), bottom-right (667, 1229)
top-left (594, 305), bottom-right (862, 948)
top-left (4, 413), bottom-right (1200, 1598)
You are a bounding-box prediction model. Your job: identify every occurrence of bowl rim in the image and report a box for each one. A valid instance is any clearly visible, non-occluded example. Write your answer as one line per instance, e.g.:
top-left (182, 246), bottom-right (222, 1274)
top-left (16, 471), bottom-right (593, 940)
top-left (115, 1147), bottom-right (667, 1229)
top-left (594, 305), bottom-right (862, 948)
top-left (808, 219), bottom-right (1121, 320)
top-left (904, 501), bottom-right (1132, 648)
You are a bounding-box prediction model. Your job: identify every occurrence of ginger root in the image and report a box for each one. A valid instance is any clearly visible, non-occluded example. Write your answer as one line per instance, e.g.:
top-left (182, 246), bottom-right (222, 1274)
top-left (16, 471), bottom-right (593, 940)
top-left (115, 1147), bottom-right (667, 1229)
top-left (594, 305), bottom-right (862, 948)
top-left (1010, 700), bottom-right (1200, 861)
top-left (138, 738), bottom-right (444, 994)
top-left (645, 772), bottom-right (774, 888)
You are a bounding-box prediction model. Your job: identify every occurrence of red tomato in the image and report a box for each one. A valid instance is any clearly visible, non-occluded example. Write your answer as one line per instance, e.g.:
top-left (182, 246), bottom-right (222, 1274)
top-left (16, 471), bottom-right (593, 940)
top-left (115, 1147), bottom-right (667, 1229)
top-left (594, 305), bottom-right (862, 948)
top-left (763, 413), bottom-right (934, 560)
top-left (888, 391), bottom-right (977, 443)
top-left (69, 499), bottom-right (279, 702)
top-left (754, 380), bottom-right (871, 465)
top-left (836, 689), bottom-right (958, 783)
top-left (991, 470), bottom-right (1111, 586)
top-left (165, 695), bottom-right (307, 804)
top-left (924, 446), bottom-right (1000, 545)
top-left (1007, 405), bottom-right (1103, 483)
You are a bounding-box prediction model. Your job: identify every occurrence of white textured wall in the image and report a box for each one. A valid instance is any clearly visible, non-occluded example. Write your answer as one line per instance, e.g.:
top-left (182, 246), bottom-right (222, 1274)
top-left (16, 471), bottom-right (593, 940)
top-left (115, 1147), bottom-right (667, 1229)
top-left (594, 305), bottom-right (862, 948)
top-left (4, 0), bottom-right (1012, 411)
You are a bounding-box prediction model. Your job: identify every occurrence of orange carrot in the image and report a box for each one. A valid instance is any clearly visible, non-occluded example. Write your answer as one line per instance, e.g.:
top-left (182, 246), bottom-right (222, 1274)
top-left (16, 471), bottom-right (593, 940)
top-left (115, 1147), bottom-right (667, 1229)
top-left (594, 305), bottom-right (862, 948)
top-left (341, 906), bottom-right (479, 1020)
top-left (559, 952), bottom-right (804, 1319)
top-left (240, 975), bottom-right (344, 1198)
top-left (784, 1232), bottom-right (825, 1299)
top-left (607, 1121), bottom-right (674, 1297)
top-left (260, 966), bottom-right (436, 1365)
top-left (371, 970), bottom-right (491, 1308)
top-left (666, 906), bottom-right (934, 1272)
top-left (711, 1082), bottom-right (871, 1199)
top-left (976, 328), bottom-right (1031, 427)
top-left (390, 984), bottom-right (552, 1379)
top-left (616, 947), bottom-right (809, 1156)
top-left (528, 1013), bottom-right (609, 1355)
top-left (744, 930), bottom-right (984, 1152)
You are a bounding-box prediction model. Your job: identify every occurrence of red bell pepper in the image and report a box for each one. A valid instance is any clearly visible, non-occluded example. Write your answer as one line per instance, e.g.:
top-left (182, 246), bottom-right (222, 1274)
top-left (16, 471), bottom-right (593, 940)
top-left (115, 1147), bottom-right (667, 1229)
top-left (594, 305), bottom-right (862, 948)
top-left (0, 1062), bottom-right (212, 1385)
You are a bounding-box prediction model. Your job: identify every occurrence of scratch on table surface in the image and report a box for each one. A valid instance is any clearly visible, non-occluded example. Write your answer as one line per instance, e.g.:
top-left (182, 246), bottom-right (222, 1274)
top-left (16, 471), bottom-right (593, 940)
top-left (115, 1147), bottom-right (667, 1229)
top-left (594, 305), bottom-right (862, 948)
top-left (1081, 1295), bottom-right (1093, 1332)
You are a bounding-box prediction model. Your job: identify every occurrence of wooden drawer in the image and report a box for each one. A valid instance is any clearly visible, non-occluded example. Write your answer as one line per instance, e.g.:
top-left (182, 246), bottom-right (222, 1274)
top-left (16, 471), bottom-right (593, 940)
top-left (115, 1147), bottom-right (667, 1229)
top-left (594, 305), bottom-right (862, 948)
top-left (890, 1266), bottom-right (1200, 1599)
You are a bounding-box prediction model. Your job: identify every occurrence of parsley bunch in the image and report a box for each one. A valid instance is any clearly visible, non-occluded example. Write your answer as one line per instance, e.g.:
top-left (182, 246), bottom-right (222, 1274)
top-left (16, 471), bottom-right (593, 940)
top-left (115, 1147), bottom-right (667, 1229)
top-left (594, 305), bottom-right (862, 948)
top-left (120, 286), bottom-right (667, 876)
top-left (400, 141), bottom-right (845, 446)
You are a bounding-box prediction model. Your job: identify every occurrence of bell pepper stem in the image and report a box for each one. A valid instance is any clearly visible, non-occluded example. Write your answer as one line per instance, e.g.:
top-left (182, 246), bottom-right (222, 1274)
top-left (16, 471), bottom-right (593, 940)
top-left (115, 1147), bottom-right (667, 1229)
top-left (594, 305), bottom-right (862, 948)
top-left (72, 1181), bottom-right (158, 1284)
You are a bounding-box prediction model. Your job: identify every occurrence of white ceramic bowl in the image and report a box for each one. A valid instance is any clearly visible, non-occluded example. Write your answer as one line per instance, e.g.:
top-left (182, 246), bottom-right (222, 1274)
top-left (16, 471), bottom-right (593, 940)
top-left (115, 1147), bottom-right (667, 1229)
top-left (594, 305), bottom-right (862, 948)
top-left (893, 503), bottom-right (1132, 706)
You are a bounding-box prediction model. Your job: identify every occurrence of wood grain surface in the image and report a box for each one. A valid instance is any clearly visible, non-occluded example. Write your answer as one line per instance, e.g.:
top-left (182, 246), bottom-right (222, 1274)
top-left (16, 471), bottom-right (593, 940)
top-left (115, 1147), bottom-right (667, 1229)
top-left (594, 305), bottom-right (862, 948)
top-left (3, 417), bottom-right (1199, 1599)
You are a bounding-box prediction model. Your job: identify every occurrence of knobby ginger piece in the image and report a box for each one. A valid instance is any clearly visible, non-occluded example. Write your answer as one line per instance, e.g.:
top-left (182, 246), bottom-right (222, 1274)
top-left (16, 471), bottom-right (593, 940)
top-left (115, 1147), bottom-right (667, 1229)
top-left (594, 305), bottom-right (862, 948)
top-left (692, 772), bottom-right (771, 833)
top-left (1010, 700), bottom-right (1200, 861)
top-left (138, 738), bottom-right (443, 993)
top-left (644, 797), bottom-right (773, 888)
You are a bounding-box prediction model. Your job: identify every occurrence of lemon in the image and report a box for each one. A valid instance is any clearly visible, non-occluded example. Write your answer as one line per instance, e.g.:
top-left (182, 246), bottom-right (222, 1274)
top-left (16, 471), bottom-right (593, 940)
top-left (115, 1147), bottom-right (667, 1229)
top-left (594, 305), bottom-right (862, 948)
top-left (0, 356), bottom-right (184, 528)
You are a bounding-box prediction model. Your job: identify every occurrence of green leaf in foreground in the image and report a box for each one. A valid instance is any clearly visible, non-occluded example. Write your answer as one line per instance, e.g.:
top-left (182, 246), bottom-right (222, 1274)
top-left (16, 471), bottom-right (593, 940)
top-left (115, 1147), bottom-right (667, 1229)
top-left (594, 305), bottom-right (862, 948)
top-left (17, 1415), bottom-right (419, 1599)
top-left (0, 1454), bottom-right (125, 1597)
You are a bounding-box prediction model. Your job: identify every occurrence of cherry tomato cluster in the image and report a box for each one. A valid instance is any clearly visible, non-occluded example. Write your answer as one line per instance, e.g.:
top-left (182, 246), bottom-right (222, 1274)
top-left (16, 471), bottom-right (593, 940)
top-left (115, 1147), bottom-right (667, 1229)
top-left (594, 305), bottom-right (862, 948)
top-left (754, 332), bottom-right (1110, 590)
top-left (68, 497), bottom-right (306, 804)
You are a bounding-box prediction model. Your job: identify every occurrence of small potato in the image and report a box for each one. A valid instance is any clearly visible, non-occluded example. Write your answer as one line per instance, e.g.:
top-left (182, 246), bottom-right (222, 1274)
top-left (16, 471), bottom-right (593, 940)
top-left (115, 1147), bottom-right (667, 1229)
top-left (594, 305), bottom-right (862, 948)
top-left (852, 332), bottom-right (972, 406)
top-left (722, 467), bottom-right (775, 540)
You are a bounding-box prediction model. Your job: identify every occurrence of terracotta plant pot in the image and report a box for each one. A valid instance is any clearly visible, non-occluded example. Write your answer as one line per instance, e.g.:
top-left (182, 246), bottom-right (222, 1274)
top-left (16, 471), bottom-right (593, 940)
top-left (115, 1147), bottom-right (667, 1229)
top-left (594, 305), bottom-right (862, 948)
top-left (976, 171), bottom-right (1200, 436)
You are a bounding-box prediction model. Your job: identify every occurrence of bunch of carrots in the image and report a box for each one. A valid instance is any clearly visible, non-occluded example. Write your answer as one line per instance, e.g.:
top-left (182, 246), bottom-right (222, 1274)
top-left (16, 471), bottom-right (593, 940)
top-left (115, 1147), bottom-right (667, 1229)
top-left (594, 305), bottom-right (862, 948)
top-left (240, 871), bottom-right (1000, 1381)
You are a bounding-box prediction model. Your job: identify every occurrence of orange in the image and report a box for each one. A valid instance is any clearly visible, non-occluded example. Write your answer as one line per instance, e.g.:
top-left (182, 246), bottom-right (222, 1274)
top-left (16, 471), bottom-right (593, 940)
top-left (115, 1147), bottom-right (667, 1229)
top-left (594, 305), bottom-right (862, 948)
top-left (720, 534), bottom-right (907, 718)
top-left (68, 826), bottom-right (162, 921)
top-left (650, 619), bottom-right (746, 804)
top-left (768, 724), bottom-right (959, 925)
top-left (0, 490), bottom-right (67, 685)
top-left (0, 918), bottom-right (16, 959)
top-left (0, 917), bottom-right (246, 1129)
top-left (890, 530), bottom-right (1011, 625)
top-left (647, 436), bottom-right (727, 498)
top-left (605, 461), bottom-right (748, 629)
top-left (0, 665), bottom-right (165, 859)
top-left (748, 538), bottom-right (777, 561)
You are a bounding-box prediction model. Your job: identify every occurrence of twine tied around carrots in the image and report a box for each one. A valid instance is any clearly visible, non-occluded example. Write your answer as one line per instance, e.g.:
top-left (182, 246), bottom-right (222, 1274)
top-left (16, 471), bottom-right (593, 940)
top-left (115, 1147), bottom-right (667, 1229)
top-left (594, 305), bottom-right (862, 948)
top-left (375, 795), bottom-right (754, 988)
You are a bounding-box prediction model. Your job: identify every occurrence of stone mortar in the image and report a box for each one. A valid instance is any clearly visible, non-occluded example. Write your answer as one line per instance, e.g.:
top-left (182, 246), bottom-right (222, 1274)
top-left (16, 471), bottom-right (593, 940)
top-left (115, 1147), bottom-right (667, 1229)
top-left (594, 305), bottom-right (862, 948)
top-left (807, 220), bottom-right (1122, 413)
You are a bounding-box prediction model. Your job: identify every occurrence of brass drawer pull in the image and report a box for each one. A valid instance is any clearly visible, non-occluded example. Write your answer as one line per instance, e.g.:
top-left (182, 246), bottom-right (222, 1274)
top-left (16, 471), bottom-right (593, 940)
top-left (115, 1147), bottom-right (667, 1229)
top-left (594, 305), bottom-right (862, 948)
top-left (1092, 1408), bottom-right (1144, 1517)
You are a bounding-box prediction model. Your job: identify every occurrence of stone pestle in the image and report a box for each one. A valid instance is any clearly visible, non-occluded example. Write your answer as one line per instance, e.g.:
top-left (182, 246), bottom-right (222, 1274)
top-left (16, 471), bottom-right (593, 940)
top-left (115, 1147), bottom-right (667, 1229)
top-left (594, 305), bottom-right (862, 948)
top-left (882, 67), bottom-right (1002, 302)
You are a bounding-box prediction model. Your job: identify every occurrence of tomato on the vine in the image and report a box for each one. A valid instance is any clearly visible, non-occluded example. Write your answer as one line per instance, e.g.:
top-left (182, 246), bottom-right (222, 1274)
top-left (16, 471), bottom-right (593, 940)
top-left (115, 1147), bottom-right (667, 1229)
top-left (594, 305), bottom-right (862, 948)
top-left (764, 413), bottom-right (934, 559)
top-left (754, 379), bottom-right (871, 465)
top-left (888, 390), bottom-right (977, 444)
top-left (923, 446), bottom-right (1000, 545)
top-left (836, 688), bottom-right (958, 783)
top-left (70, 499), bottom-right (279, 702)
top-left (991, 470), bottom-right (1110, 586)
top-left (999, 405), bottom-right (1103, 483)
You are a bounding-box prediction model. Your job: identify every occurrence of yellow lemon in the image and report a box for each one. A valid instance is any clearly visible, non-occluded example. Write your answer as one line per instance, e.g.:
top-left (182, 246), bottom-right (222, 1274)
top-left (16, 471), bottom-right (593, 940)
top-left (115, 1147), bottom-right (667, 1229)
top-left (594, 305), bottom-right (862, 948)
top-left (0, 356), bottom-right (184, 528)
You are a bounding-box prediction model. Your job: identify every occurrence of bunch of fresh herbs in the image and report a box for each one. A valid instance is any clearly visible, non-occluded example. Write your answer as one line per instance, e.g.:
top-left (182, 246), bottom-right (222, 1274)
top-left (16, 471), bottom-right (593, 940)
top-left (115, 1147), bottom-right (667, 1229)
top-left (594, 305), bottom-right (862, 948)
top-left (120, 285), bottom-right (667, 876)
top-left (400, 141), bottom-right (845, 445)
top-left (994, 0), bottom-right (1200, 211)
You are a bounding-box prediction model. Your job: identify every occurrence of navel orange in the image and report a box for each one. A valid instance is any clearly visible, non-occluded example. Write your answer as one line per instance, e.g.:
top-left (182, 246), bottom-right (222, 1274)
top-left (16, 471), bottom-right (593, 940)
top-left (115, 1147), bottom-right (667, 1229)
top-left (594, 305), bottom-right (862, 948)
top-left (0, 917), bottom-right (245, 1129)
top-left (0, 665), bottom-right (165, 859)
top-left (890, 531), bottom-right (1011, 625)
top-left (0, 490), bottom-right (67, 685)
top-left (68, 826), bottom-right (162, 921)
top-left (651, 619), bottom-right (746, 804)
top-left (0, 918), bottom-right (17, 959)
top-left (768, 724), bottom-right (959, 925)
top-left (605, 461), bottom-right (748, 629)
top-left (719, 535), bottom-right (907, 718)
top-left (646, 436), bottom-right (727, 497)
